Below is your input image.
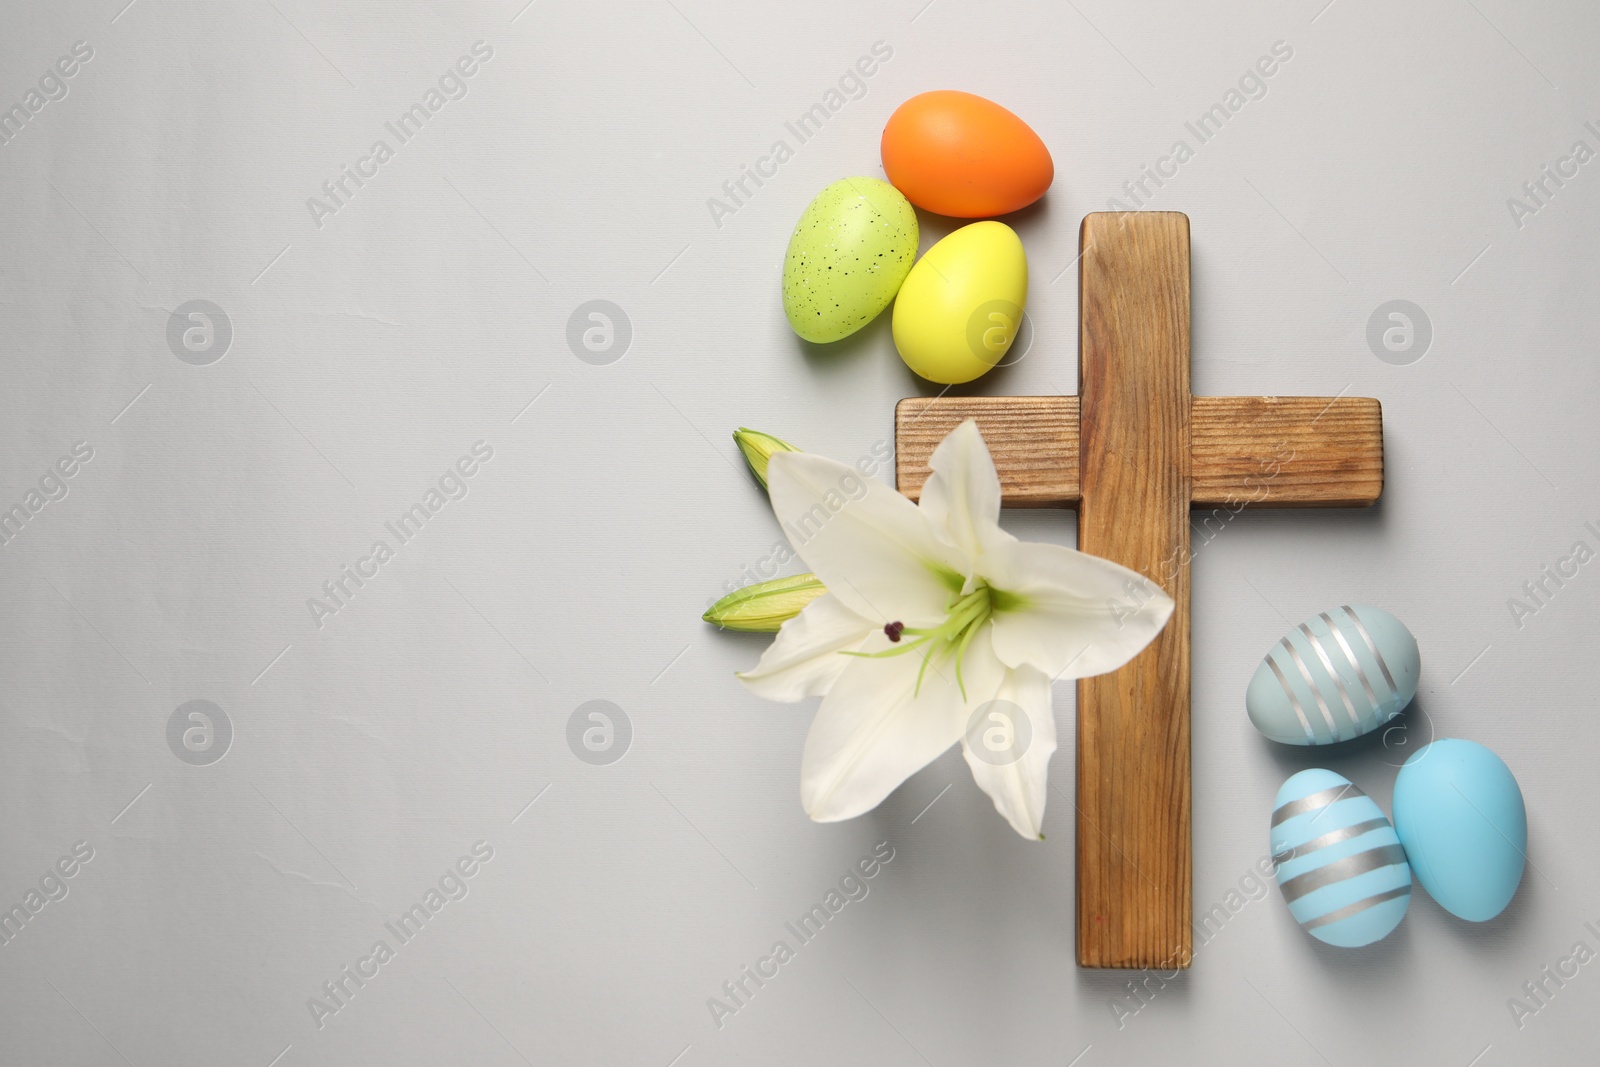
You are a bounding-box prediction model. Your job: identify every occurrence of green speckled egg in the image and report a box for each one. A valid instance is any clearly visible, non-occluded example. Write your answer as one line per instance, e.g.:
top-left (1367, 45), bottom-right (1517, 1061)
top-left (782, 177), bottom-right (918, 343)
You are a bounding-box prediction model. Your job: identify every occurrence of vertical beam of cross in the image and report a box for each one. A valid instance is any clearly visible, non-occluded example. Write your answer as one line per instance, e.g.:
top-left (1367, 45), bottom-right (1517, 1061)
top-left (1076, 211), bottom-right (1193, 969)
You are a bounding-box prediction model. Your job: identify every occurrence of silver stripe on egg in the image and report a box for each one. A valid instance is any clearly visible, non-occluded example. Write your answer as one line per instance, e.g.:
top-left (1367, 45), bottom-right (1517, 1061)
top-left (1271, 783), bottom-right (1367, 826)
top-left (1279, 843), bottom-right (1409, 903)
top-left (1341, 605), bottom-right (1399, 708)
top-left (1281, 637), bottom-right (1342, 741)
top-left (1265, 653), bottom-right (1317, 742)
top-left (1299, 622), bottom-right (1364, 730)
top-left (1271, 817), bottom-right (1392, 864)
top-left (1301, 885), bottom-right (1412, 931)
top-left (1321, 611), bottom-right (1381, 717)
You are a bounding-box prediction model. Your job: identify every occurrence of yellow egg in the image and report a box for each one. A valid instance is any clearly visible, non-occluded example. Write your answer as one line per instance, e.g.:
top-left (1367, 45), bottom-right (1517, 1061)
top-left (892, 221), bottom-right (1028, 384)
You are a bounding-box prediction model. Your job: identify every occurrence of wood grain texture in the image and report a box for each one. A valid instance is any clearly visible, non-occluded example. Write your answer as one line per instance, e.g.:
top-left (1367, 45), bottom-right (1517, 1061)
top-left (895, 395), bottom-right (1079, 506)
top-left (1190, 396), bottom-right (1383, 508)
top-left (894, 395), bottom-right (1382, 509)
top-left (1076, 211), bottom-right (1193, 969)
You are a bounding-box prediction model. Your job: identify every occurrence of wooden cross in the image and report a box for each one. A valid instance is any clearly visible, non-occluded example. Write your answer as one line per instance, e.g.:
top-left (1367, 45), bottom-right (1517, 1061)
top-left (894, 212), bottom-right (1384, 969)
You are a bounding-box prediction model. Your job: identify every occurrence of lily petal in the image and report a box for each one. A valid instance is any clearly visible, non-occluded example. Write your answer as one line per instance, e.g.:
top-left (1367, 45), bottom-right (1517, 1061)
top-left (801, 630), bottom-right (1000, 822)
top-left (737, 593), bottom-right (876, 702)
top-left (767, 450), bottom-right (966, 627)
top-left (917, 419), bottom-right (1014, 563)
top-left (960, 653), bottom-right (1056, 839)
top-left (982, 539), bottom-right (1175, 679)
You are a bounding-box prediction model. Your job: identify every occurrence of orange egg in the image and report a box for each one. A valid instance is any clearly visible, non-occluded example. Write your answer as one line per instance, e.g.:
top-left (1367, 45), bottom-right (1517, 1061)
top-left (880, 91), bottom-right (1054, 217)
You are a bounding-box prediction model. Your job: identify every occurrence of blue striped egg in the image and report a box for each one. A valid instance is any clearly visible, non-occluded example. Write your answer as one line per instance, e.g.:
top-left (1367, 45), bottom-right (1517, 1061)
top-left (1271, 769), bottom-right (1411, 946)
top-left (1246, 604), bottom-right (1419, 745)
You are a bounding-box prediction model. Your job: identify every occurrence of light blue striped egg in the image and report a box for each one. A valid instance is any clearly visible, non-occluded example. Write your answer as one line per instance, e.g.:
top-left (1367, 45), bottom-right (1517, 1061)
top-left (1246, 604), bottom-right (1419, 745)
top-left (1271, 769), bottom-right (1411, 947)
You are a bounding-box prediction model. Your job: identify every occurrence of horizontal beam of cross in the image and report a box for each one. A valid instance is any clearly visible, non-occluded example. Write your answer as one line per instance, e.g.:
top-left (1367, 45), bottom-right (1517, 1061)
top-left (895, 394), bottom-right (1383, 509)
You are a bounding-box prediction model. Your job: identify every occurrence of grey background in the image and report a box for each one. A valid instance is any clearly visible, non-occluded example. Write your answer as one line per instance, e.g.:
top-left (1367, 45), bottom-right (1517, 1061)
top-left (1, 0), bottom-right (1596, 1064)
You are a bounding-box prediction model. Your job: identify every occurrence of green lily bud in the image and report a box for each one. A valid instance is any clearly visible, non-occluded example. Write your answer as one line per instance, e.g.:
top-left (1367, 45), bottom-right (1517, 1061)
top-left (703, 573), bottom-right (825, 632)
top-left (733, 427), bottom-right (801, 490)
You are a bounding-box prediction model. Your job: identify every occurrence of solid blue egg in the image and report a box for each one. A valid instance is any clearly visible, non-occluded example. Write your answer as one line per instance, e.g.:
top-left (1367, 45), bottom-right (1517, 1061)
top-left (1270, 769), bottom-right (1411, 946)
top-left (1246, 604), bottom-right (1420, 745)
top-left (1392, 739), bottom-right (1527, 921)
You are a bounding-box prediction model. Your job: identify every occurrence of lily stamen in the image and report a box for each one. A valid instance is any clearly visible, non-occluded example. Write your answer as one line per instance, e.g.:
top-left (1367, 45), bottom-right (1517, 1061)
top-left (844, 585), bottom-right (998, 699)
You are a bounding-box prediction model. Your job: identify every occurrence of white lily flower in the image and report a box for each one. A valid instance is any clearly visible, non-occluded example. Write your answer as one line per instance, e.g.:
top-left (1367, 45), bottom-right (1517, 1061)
top-left (738, 419), bottom-right (1174, 839)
